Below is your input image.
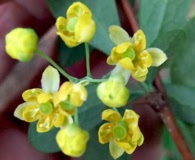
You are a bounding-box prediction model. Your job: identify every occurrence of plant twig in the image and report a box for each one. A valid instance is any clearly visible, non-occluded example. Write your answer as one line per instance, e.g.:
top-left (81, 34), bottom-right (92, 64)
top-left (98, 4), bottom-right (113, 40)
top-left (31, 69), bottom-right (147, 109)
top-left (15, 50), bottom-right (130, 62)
top-left (120, 0), bottom-right (194, 159)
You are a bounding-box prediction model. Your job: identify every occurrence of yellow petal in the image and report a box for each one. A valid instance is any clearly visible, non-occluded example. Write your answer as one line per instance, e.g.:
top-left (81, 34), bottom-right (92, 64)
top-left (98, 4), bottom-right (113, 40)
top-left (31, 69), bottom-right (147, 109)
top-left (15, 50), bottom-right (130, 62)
top-left (14, 103), bottom-right (29, 120)
top-left (131, 127), bottom-right (144, 144)
top-left (107, 56), bottom-right (116, 65)
top-left (109, 25), bottom-right (131, 45)
top-left (56, 32), bottom-right (78, 47)
top-left (22, 103), bottom-right (40, 122)
top-left (116, 140), bottom-right (136, 154)
top-left (37, 115), bottom-right (53, 132)
top-left (53, 82), bottom-right (73, 106)
top-left (138, 50), bottom-right (153, 67)
top-left (54, 111), bottom-right (73, 127)
top-left (75, 15), bottom-right (96, 43)
top-left (147, 48), bottom-right (167, 67)
top-left (70, 83), bottom-right (88, 106)
top-left (115, 42), bottom-right (132, 53)
top-left (98, 123), bottom-right (114, 144)
top-left (102, 109), bottom-right (121, 122)
top-left (137, 133), bottom-right (144, 146)
top-left (118, 57), bottom-right (135, 71)
top-left (66, 2), bottom-right (92, 18)
top-left (132, 66), bottom-right (148, 82)
top-left (109, 139), bottom-right (125, 159)
top-left (37, 93), bottom-right (52, 104)
top-left (133, 29), bottom-right (146, 53)
top-left (123, 109), bottom-right (139, 127)
top-left (22, 88), bottom-right (43, 102)
top-left (56, 16), bottom-right (67, 32)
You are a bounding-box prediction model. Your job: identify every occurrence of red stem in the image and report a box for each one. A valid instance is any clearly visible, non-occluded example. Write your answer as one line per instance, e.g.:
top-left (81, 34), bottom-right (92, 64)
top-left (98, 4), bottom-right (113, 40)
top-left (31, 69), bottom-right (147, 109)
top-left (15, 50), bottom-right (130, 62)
top-left (120, 0), bottom-right (194, 159)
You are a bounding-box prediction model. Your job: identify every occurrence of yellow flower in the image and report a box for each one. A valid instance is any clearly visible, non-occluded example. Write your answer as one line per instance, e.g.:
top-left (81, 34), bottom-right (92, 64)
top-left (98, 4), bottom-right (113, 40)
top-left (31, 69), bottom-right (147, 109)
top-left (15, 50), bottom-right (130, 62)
top-left (97, 79), bottom-right (130, 107)
top-left (98, 109), bottom-right (144, 159)
top-left (56, 2), bottom-right (96, 47)
top-left (5, 28), bottom-right (38, 62)
top-left (14, 66), bottom-right (72, 132)
top-left (107, 25), bottom-right (167, 82)
top-left (56, 124), bottom-right (89, 157)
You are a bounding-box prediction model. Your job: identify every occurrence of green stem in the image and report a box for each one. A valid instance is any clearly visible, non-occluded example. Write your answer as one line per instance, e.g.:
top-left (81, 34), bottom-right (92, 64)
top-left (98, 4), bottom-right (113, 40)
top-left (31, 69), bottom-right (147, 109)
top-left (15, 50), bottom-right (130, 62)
top-left (74, 108), bottom-right (79, 126)
top-left (85, 43), bottom-right (92, 77)
top-left (81, 77), bottom-right (106, 83)
top-left (36, 49), bottom-right (78, 83)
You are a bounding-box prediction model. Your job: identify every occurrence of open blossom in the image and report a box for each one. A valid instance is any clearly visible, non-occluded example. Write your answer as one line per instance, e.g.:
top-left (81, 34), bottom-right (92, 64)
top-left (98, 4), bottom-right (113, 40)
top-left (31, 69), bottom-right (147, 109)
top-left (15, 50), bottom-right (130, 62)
top-left (56, 2), bottom-right (96, 47)
top-left (56, 124), bottom-right (89, 157)
top-left (14, 66), bottom-right (72, 132)
top-left (107, 25), bottom-right (167, 82)
top-left (98, 109), bottom-right (144, 159)
top-left (5, 28), bottom-right (38, 62)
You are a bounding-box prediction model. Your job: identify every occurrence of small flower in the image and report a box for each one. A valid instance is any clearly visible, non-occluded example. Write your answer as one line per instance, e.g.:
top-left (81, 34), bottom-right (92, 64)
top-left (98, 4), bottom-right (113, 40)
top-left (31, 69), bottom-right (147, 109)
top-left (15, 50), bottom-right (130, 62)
top-left (98, 109), bottom-right (144, 159)
top-left (14, 66), bottom-right (72, 132)
top-left (53, 81), bottom-right (88, 115)
top-left (107, 25), bottom-right (167, 82)
top-left (5, 28), bottom-right (38, 62)
top-left (97, 79), bottom-right (130, 108)
top-left (56, 123), bottom-right (89, 157)
top-left (56, 2), bottom-right (96, 47)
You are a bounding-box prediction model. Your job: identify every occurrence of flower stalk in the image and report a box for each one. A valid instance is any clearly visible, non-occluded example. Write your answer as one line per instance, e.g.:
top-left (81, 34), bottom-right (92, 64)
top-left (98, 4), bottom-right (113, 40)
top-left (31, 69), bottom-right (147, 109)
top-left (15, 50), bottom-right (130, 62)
top-left (85, 43), bottom-right (92, 77)
top-left (36, 49), bottom-right (78, 83)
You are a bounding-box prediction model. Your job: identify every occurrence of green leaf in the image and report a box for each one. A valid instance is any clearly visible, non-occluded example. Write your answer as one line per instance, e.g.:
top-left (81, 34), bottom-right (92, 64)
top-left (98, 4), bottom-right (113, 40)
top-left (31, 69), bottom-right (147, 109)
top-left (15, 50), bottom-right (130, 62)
top-left (28, 122), bottom-right (60, 153)
top-left (47, 0), bottom-right (120, 55)
top-left (171, 17), bottom-right (195, 87)
top-left (138, 0), bottom-right (192, 46)
top-left (83, 125), bottom-right (131, 160)
top-left (165, 83), bottom-right (195, 124)
top-left (79, 84), bottom-right (107, 130)
top-left (146, 30), bottom-right (186, 84)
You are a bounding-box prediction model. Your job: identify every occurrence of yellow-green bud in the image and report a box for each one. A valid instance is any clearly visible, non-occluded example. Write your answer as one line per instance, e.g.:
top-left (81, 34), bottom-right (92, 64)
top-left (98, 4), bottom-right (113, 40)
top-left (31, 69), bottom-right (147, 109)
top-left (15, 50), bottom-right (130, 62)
top-left (56, 124), bottom-right (89, 157)
top-left (97, 80), bottom-right (130, 107)
top-left (5, 28), bottom-right (38, 62)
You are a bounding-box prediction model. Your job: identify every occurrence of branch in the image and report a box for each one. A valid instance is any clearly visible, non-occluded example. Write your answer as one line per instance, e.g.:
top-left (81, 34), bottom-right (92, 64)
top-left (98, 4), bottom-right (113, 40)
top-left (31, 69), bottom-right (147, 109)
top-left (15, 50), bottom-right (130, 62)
top-left (120, 0), bottom-right (194, 159)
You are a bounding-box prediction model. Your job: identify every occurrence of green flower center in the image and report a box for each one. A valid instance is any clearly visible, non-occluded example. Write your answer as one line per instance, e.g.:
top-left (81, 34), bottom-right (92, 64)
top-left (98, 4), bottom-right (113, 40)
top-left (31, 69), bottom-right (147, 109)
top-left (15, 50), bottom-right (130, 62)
top-left (66, 17), bottom-right (79, 32)
top-left (123, 47), bottom-right (135, 60)
top-left (113, 121), bottom-right (127, 141)
top-left (40, 102), bottom-right (53, 115)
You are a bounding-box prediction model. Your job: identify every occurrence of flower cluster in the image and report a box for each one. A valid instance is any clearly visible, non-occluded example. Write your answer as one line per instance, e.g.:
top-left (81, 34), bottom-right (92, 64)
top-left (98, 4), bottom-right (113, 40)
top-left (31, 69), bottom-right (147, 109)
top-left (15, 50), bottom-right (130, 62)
top-left (14, 66), bottom-right (89, 156)
top-left (107, 25), bottom-right (167, 82)
top-left (56, 2), bottom-right (96, 47)
top-left (5, 1), bottom-right (169, 159)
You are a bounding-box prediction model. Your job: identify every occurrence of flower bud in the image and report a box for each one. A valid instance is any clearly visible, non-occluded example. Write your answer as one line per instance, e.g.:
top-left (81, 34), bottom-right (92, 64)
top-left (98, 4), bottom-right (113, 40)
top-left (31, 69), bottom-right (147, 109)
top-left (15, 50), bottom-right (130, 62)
top-left (97, 80), bottom-right (130, 107)
top-left (5, 28), bottom-right (38, 62)
top-left (56, 124), bottom-right (89, 157)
